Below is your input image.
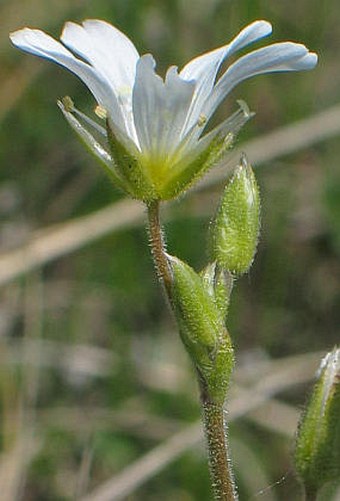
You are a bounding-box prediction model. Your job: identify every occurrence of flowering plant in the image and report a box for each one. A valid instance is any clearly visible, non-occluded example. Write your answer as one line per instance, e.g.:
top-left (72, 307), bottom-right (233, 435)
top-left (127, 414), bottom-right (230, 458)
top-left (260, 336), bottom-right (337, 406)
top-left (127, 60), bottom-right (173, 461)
top-left (10, 19), bottom-right (319, 500)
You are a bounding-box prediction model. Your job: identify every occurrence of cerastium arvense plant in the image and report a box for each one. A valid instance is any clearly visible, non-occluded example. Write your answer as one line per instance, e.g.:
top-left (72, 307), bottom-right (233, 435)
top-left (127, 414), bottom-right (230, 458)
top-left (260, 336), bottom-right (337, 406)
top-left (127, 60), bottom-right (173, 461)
top-left (11, 19), bottom-right (322, 500)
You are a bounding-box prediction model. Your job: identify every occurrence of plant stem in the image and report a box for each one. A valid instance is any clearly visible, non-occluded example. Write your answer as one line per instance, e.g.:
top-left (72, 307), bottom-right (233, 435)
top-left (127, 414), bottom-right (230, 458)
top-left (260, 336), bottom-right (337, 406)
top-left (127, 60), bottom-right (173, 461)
top-left (200, 383), bottom-right (237, 501)
top-left (146, 200), bottom-right (172, 295)
top-left (146, 200), bottom-right (237, 500)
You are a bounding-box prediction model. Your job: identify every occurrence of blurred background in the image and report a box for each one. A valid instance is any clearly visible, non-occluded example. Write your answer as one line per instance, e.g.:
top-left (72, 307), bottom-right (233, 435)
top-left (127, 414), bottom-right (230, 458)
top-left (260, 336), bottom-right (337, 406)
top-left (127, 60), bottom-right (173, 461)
top-left (1, 0), bottom-right (340, 499)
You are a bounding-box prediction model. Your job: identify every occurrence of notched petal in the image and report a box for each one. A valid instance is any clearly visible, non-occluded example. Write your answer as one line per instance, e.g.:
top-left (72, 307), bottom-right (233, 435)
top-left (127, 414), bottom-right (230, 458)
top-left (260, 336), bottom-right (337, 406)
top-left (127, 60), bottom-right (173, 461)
top-left (205, 41), bottom-right (318, 118)
top-left (10, 26), bottom-right (127, 134)
top-left (179, 20), bottom-right (272, 134)
top-left (133, 54), bottom-right (195, 163)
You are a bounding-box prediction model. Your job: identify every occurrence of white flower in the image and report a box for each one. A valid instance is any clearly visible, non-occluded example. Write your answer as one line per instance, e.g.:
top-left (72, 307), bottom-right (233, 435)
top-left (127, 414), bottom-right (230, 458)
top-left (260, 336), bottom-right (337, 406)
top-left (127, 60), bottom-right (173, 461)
top-left (10, 19), bottom-right (317, 200)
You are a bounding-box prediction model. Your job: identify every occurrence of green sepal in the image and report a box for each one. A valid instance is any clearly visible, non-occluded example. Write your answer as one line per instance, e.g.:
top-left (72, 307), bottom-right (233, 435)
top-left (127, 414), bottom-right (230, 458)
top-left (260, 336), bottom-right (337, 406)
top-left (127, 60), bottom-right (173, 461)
top-left (160, 130), bottom-right (234, 200)
top-left (57, 98), bottom-right (130, 193)
top-left (160, 103), bottom-right (252, 200)
top-left (202, 332), bottom-right (234, 405)
top-left (210, 155), bottom-right (260, 275)
top-left (106, 120), bottom-right (158, 202)
top-left (294, 347), bottom-right (340, 495)
top-left (169, 255), bottom-right (222, 350)
top-left (200, 262), bottom-right (234, 321)
top-left (168, 255), bottom-right (234, 404)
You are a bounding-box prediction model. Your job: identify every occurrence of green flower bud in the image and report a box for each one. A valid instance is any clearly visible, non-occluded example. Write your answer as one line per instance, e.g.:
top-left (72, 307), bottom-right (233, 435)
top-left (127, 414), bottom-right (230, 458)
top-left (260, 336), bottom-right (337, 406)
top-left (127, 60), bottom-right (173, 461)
top-left (200, 262), bottom-right (234, 321)
top-left (168, 255), bottom-right (234, 404)
top-left (210, 155), bottom-right (260, 275)
top-left (294, 347), bottom-right (340, 497)
top-left (169, 256), bottom-right (222, 351)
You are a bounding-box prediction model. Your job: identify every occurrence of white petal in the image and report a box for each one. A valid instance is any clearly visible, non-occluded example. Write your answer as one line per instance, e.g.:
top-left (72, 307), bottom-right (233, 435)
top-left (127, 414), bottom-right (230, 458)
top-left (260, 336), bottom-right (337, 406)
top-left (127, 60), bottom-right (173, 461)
top-left (205, 42), bottom-right (318, 119)
top-left (61, 20), bottom-right (139, 142)
top-left (180, 21), bottom-right (272, 133)
top-left (180, 20), bottom-right (272, 81)
top-left (61, 20), bottom-right (139, 89)
top-left (132, 55), bottom-right (195, 159)
top-left (173, 102), bottom-right (253, 173)
top-left (165, 65), bottom-right (196, 146)
top-left (10, 27), bottom-right (127, 131)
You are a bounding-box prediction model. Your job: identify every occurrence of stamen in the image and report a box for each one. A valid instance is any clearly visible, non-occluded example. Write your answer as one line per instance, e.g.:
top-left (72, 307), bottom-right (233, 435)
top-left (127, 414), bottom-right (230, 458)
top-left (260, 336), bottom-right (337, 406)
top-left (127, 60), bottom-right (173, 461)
top-left (60, 96), bottom-right (106, 136)
top-left (62, 96), bottom-right (75, 113)
top-left (198, 114), bottom-right (207, 127)
top-left (95, 105), bottom-right (108, 120)
top-left (236, 99), bottom-right (252, 119)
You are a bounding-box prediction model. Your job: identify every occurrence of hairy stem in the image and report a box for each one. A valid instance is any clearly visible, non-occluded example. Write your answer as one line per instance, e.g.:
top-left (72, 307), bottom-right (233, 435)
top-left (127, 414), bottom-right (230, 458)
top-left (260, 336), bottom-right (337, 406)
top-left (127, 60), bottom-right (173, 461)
top-left (146, 200), bottom-right (172, 295)
top-left (147, 200), bottom-right (236, 500)
top-left (200, 383), bottom-right (237, 501)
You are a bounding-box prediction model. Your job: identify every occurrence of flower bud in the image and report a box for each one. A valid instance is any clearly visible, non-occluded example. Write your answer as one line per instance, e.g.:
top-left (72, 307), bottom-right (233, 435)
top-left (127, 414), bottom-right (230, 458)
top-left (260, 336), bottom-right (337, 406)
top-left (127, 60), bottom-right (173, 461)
top-left (210, 155), bottom-right (260, 275)
top-left (200, 262), bottom-right (234, 321)
top-left (294, 347), bottom-right (340, 497)
top-left (168, 255), bottom-right (234, 404)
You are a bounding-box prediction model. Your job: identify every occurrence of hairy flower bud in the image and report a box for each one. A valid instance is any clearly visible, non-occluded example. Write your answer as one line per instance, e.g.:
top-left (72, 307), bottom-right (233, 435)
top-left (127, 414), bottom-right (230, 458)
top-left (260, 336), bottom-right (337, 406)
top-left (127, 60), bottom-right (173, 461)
top-left (294, 347), bottom-right (340, 497)
top-left (168, 255), bottom-right (234, 403)
top-left (200, 262), bottom-right (234, 321)
top-left (210, 155), bottom-right (260, 275)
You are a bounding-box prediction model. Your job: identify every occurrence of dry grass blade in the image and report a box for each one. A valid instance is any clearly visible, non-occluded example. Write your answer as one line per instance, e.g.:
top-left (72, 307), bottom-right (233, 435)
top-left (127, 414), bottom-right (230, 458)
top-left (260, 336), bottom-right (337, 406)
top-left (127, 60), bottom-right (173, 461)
top-left (0, 274), bottom-right (43, 499)
top-left (0, 431), bottom-right (40, 501)
top-left (246, 399), bottom-right (299, 437)
top-left (1, 105), bottom-right (340, 287)
top-left (230, 437), bottom-right (277, 501)
top-left (81, 422), bottom-right (201, 501)
top-left (8, 339), bottom-right (115, 379)
top-left (81, 351), bottom-right (322, 501)
top-left (203, 103), bottom-right (340, 188)
top-left (0, 61), bottom-right (42, 123)
top-left (0, 199), bottom-right (143, 286)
